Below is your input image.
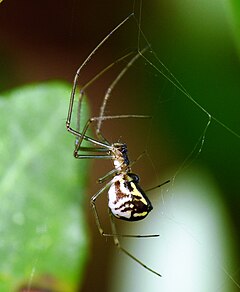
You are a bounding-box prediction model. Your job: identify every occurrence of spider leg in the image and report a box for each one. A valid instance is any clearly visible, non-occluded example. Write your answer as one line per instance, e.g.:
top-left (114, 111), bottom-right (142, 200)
top-left (75, 51), bottom-right (135, 145)
top-left (67, 38), bottom-right (149, 158)
top-left (71, 114), bottom-right (150, 159)
top-left (66, 14), bottom-right (133, 131)
top-left (66, 15), bottom-right (135, 152)
top-left (145, 179), bottom-right (170, 193)
top-left (73, 116), bottom-right (111, 158)
top-left (67, 103), bottom-right (113, 159)
top-left (77, 51), bottom-right (134, 142)
top-left (96, 47), bottom-right (148, 134)
top-left (109, 214), bottom-right (162, 277)
top-left (72, 48), bottom-right (149, 147)
top-left (98, 168), bottom-right (119, 184)
top-left (74, 48), bottom-right (149, 145)
top-left (90, 181), bottom-right (113, 236)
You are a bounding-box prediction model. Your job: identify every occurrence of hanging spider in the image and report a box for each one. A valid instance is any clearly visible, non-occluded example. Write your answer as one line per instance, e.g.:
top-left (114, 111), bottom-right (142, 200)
top-left (66, 14), bottom-right (169, 277)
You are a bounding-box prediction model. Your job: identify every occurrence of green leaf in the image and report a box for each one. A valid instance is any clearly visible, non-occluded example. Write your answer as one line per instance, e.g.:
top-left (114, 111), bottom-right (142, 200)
top-left (0, 82), bottom-right (90, 291)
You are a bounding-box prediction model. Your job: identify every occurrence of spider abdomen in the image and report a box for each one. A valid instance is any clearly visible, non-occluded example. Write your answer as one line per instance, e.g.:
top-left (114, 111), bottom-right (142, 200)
top-left (108, 174), bottom-right (153, 221)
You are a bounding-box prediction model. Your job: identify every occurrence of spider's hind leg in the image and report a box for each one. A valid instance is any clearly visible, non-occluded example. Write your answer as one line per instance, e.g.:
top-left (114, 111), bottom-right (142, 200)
top-left (109, 215), bottom-right (162, 277)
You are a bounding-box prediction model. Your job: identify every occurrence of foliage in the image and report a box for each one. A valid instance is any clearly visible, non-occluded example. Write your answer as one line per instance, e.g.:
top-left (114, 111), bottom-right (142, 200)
top-left (0, 82), bottom-right (89, 291)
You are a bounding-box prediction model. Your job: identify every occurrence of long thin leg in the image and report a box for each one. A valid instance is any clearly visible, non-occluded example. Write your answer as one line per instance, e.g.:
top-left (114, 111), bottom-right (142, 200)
top-left (73, 147), bottom-right (112, 160)
top-left (73, 48), bottom-right (149, 149)
top-left (73, 48), bottom-right (149, 145)
top-left (109, 214), bottom-right (162, 277)
top-left (66, 23), bottom-right (149, 155)
top-left (90, 181), bottom-right (113, 236)
top-left (75, 51), bottom-right (135, 144)
top-left (145, 180), bottom-right (170, 193)
top-left (97, 46), bottom-right (148, 134)
top-left (67, 113), bottom-right (112, 160)
top-left (68, 66), bottom-right (150, 159)
top-left (66, 13), bottom-right (133, 133)
top-left (98, 168), bottom-right (119, 184)
top-left (73, 114), bottom-right (150, 158)
top-left (66, 121), bottom-right (109, 149)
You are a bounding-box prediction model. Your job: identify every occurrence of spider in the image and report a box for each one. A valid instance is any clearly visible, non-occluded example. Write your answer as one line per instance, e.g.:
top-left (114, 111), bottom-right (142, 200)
top-left (66, 14), bottom-right (169, 277)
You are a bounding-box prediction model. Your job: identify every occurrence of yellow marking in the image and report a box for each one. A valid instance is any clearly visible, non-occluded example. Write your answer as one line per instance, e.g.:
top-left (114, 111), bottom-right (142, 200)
top-left (130, 182), bottom-right (148, 205)
top-left (133, 211), bottom-right (148, 217)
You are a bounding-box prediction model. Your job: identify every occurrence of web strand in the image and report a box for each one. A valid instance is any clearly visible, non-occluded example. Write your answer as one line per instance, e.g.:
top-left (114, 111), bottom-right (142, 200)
top-left (133, 0), bottom-right (240, 142)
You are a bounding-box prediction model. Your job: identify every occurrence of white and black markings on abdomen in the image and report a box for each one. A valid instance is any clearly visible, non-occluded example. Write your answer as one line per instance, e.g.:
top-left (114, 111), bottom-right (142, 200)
top-left (108, 173), bottom-right (153, 221)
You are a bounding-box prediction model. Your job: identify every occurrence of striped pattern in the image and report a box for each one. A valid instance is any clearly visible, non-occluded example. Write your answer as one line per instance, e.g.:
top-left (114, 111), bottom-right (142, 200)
top-left (108, 173), bottom-right (153, 221)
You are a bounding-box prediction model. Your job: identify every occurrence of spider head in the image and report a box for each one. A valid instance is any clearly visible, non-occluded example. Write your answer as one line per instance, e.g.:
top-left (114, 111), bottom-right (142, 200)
top-left (111, 142), bottom-right (130, 170)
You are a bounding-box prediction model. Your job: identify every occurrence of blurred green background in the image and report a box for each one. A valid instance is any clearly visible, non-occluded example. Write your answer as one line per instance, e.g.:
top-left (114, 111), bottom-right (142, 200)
top-left (0, 0), bottom-right (239, 291)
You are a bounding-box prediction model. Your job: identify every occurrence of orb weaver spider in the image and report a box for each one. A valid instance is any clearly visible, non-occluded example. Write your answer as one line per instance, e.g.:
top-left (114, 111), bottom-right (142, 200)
top-left (66, 14), bottom-right (169, 277)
